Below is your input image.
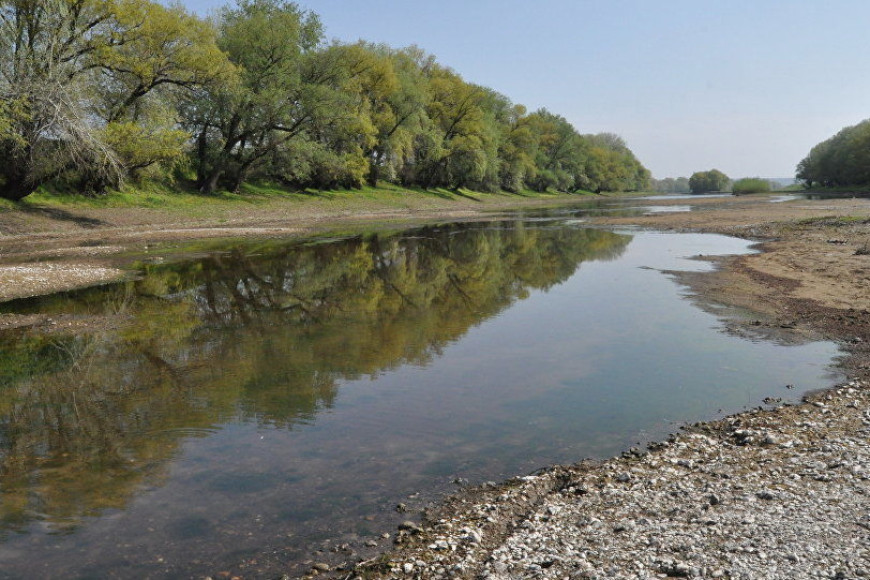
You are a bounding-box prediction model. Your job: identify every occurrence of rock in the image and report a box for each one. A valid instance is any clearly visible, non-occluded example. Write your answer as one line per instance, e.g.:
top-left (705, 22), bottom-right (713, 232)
top-left (311, 562), bottom-right (330, 572)
top-left (398, 521), bottom-right (422, 534)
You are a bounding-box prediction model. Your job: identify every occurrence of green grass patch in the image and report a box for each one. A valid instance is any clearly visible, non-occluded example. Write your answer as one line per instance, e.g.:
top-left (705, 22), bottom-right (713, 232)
top-left (795, 214), bottom-right (870, 226)
top-left (8, 179), bottom-right (592, 217)
top-left (799, 185), bottom-right (870, 195)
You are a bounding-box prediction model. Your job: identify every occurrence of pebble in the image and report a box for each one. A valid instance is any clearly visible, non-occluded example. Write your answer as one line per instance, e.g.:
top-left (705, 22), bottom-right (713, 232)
top-left (356, 379), bottom-right (870, 579)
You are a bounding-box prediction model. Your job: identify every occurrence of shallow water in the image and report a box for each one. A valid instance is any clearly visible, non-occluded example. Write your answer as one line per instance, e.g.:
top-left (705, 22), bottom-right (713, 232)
top-left (0, 211), bottom-right (841, 578)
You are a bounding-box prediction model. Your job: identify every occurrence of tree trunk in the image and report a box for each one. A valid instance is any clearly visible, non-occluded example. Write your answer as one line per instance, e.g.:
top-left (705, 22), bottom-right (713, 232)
top-left (199, 167), bottom-right (223, 194)
top-left (367, 149), bottom-right (383, 187)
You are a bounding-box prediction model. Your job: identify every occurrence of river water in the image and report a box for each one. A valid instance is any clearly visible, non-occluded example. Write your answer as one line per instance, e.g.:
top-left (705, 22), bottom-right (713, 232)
top-left (0, 205), bottom-right (841, 578)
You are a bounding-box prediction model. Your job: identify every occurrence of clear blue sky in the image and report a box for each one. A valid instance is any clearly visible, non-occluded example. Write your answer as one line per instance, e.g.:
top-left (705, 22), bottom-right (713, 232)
top-left (182, 0), bottom-right (870, 180)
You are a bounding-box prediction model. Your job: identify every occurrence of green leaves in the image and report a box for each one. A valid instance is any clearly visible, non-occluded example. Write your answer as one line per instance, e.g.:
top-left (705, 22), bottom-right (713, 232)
top-left (797, 119), bottom-right (870, 188)
top-left (689, 169), bottom-right (730, 194)
top-left (0, 0), bottom-right (648, 199)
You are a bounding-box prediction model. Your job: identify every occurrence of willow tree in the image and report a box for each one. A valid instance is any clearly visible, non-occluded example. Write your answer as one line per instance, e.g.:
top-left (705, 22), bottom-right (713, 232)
top-left (184, 0), bottom-right (324, 194)
top-left (93, 1), bottom-right (231, 185)
top-left (416, 66), bottom-right (491, 189)
top-left (363, 45), bottom-right (432, 186)
top-left (0, 0), bottom-right (122, 200)
top-left (0, 0), bottom-right (231, 199)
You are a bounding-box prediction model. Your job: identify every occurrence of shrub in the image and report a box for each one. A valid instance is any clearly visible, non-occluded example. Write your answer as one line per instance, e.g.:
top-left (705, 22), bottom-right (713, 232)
top-left (732, 178), bottom-right (771, 195)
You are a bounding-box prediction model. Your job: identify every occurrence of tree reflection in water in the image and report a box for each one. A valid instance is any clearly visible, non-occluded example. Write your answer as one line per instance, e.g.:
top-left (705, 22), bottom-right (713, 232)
top-left (0, 221), bottom-right (630, 535)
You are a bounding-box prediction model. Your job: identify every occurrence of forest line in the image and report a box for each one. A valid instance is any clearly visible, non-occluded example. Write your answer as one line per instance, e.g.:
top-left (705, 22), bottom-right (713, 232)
top-left (0, 0), bottom-right (650, 202)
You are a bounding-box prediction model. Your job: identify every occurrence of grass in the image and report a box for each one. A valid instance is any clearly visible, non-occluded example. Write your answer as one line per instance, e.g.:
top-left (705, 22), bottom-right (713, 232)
top-left (795, 214), bottom-right (870, 226)
top-left (797, 184), bottom-right (870, 194)
top-left (11, 179), bottom-right (588, 215)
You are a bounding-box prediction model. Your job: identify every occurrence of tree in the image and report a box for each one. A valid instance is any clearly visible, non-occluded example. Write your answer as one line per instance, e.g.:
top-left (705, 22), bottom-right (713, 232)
top-left (796, 119), bottom-right (870, 188)
top-left (93, 1), bottom-right (231, 185)
top-left (0, 0), bottom-right (230, 199)
top-left (183, 0), bottom-right (323, 193)
top-left (354, 44), bottom-right (432, 187)
top-left (689, 169), bottom-right (729, 193)
top-left (0, 0), bottom-right (123, 200)
top-left (415, 66), bottom-right (490, 189)
top-left (731, 177), bottom-right (771, 195)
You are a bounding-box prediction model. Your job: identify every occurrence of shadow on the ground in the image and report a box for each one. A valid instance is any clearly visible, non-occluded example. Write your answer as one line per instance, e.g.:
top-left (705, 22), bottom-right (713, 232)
top-left (19, 205), bottom-right (107, 229)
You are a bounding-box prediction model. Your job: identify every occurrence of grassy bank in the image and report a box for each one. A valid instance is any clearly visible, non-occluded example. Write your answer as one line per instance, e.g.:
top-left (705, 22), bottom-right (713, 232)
top-left (0, 181), bottom-right (604, 214)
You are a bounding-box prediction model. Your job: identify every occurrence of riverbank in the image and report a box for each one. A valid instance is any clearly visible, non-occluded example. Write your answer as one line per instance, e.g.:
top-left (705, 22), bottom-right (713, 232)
top-left (0, 186), bottom-right (587, 322)
top-left (353, 377), bottom-right (870, 579)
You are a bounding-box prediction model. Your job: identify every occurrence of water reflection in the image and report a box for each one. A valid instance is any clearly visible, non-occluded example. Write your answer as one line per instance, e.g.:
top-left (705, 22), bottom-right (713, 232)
top-left (0, 223), bottom-right (630, 537)
top-left (0, 219), bottom-right (842, 578)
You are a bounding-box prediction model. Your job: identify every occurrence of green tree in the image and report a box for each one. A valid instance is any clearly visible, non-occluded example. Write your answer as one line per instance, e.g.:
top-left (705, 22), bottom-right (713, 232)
top-left (184, 0), bottom-right (323, 193)
top-left (796, 119), bottom-right (870, 188)
top-left (415, 66), bottom-right (491, 189)
top-left (689, 169), bottom-right (730, 193)
top-left (93, 1), bottom-right (231, 186)
top-left (359, 44), bottom-right (432, 186)
top-left (525, 109), bottom-right (586, 192)
top-left (0, 0), bottom-right (123, 200)
top-left (0, 0), bottom-right (230, 199)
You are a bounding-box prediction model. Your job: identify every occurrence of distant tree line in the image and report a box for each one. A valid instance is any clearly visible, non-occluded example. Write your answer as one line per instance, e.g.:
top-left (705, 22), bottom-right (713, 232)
top-left (796, 119), bottom-right (870, 188)
top-left (654, 172), bottom-right (784, 195)
top-left (0, 0), bottom-right (650, 201)
top-left (649, 176), bottom-right (691, 194)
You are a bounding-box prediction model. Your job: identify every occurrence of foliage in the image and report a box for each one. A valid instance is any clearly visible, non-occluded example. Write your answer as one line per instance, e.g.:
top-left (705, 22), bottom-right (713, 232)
top-left (731, 177), bottom-right (771, 195)
top-left (796, 119), bottom-right (870, 188)
top-left (0, 0), bottom-right (648, 200)
top-left (650, 176), bottom-right (691, 193)
top-left (688, 169), bottom-right (730, 194)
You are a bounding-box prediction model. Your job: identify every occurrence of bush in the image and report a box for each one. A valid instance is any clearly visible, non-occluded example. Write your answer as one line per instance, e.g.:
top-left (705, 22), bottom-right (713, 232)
top-left (732, 178), bottom-right (771, 195)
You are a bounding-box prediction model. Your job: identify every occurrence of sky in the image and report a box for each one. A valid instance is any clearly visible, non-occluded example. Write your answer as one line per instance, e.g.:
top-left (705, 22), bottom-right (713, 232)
top-left (182, 0), bottom-right (870, 180)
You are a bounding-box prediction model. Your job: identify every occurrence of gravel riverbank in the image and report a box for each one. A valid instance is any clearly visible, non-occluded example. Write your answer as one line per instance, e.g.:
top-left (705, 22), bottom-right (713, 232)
top-left (328, 194), bottom-right (870, 580)
top-left (350, 378), bottom-right (870, 579)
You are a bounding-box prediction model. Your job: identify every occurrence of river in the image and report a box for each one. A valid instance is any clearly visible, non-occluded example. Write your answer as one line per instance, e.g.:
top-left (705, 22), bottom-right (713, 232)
top-left (0, 205), bottom-right (840, 578)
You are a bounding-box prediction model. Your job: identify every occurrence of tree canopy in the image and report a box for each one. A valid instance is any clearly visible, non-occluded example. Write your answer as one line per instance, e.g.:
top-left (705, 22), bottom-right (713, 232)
top-left (796, 119), bottom-right (870, 188)
top-left (688, 169), bottom-right (730, 194)
top-left (0, 0), bottom-right (649, 200)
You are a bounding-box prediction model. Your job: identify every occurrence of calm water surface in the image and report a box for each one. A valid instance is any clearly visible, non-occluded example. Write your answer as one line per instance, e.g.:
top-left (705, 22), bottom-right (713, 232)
top-left (0, 209), bottom-right (841, 578)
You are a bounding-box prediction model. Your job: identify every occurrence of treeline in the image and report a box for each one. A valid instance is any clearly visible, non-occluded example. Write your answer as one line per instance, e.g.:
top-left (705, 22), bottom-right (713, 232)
top-left (0, 0), bottom-right (649, 201)
top-left (650, 177), bottom-right (691, 194)
top-left (796, 119), bottom-right (870, 188)
top-left (653, 172), bottom-right (783, 195)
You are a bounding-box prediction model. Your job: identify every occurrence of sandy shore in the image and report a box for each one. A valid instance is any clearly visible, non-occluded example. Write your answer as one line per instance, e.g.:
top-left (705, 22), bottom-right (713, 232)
top-left (2, 192), bottom-right (870, 578)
